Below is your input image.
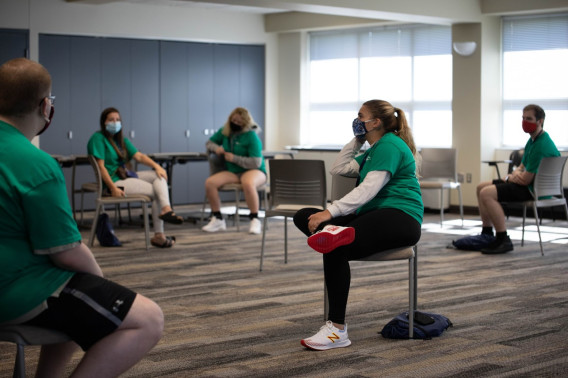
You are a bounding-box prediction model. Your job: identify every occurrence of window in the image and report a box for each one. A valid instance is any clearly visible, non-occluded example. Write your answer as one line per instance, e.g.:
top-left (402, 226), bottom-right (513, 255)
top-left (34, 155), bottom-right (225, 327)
top-left (307, 24), bottom-right (452, 147)
top-left (502, 14), bottom-right (568, 148)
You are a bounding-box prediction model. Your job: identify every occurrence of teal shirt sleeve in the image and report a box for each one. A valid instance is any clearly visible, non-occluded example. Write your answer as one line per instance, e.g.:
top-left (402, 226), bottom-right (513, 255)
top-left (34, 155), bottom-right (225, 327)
top-left (209, 128), bottom-right (226, 146)
top-left (246, 130), bottom-right (263, 158)
top-left (124, 138), bottom-right (138, 160)
top-left (24, 175), bottom-right (82, 251)
top-left (521, 132), bottom-right (560, 173)
top-left (87, 132), bottom-right (139, 182)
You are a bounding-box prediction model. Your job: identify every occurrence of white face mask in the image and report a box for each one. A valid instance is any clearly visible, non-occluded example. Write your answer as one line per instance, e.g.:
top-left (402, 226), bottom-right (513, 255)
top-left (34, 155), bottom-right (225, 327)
top-left (105, 121), bottom-right (122, 135)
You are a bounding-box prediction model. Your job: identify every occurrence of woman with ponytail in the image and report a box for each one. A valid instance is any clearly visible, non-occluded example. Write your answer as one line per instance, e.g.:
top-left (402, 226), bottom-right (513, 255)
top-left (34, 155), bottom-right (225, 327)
top-left (293, 99), bottom-right (423, 350)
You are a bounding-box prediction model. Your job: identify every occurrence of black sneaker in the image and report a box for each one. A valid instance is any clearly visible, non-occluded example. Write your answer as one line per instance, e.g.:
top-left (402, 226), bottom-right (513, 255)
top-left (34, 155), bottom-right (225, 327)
top-left (480, 236), bottom-right (514, 254)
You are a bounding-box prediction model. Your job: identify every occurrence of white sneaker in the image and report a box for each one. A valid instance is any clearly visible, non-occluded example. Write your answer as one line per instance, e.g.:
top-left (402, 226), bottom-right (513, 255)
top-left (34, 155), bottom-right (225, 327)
top-left (249, 218), bottom-right (262, 235)
top-left (202, 217), bottom-right (226, 232)
top-left (301, 321), bottom-right (351, 351)
top-left (307, 225), bottom-right (355, 254)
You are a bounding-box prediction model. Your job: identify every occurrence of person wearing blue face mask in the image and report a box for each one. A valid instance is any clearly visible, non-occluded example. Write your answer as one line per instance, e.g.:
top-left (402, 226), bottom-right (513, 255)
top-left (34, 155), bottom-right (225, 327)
top-left (87, 107), bottom-right (183, 248)
top-left (293, 99), bottom-right (423, 351)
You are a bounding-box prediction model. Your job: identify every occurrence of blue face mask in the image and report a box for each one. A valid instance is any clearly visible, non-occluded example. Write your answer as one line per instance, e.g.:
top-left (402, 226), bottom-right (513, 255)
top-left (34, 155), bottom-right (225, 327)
top-left (105, 121), bottom-right (122, 135)
top-left (352, 118), bottom-right (372, 137)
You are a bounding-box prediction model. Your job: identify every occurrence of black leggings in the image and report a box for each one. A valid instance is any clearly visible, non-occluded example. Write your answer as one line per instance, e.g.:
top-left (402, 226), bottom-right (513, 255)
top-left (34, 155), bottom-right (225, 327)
top-left (293, 207), bottom-right (421, 324)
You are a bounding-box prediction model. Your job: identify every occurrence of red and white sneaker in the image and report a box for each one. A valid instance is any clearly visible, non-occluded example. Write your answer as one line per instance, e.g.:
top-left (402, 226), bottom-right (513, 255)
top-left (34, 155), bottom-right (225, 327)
top-left (307, 225), bottom-right (355, 254)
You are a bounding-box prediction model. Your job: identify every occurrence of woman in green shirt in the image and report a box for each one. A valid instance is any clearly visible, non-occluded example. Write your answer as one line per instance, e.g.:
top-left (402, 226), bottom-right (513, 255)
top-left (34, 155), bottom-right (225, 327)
top-left (293, 99), bottom-right (423, 350)
top-left (88, 107), bottom-right (182, 248)
top-left (202, 107), bottom-right (267, 235)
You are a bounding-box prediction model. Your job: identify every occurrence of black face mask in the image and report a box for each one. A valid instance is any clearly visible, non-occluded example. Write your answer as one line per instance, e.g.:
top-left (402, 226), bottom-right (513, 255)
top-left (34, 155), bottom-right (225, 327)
top-left (37, 105), bottom-right (54, 136)
top-left (230, 122), bottom-right (242, 132)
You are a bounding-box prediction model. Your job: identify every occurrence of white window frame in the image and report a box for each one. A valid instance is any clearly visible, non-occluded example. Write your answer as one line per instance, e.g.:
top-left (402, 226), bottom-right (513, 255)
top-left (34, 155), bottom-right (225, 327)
top-left (306, 24), bottom-right (453, 148)
top-left (502, 13), bottom-right (568, 149)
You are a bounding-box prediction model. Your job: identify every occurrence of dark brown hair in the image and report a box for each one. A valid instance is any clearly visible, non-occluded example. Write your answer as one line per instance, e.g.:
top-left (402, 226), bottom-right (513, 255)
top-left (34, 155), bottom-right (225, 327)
top-left (363, 99), bottom-right (417, 155)
top-left (0, 58), bottom-right (51, 118)
top-left (99, 107), bottom-right (127, 161)
top-left (523, 104), bottom-right (545, 127)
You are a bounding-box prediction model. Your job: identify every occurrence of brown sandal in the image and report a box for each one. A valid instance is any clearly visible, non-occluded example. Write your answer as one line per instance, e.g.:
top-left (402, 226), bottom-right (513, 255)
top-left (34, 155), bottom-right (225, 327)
top-left (151, 236), bottom-right (176, 248)
top-left (159, 211), bottom-right (184, 225)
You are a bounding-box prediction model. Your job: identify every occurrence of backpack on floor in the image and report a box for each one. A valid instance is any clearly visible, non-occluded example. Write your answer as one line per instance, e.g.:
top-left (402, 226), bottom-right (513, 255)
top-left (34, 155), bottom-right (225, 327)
top-left (95, 213), bottom-right (122, 247)
top-left (380, 311), bottom-right (452, 340)
top-left (451, 234), bottom-right (495, 251)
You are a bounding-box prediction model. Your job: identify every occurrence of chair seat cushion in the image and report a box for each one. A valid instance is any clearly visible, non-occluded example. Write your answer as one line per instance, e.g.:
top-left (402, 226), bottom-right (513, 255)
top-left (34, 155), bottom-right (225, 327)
top-left (357, 246), bottom-right (414, 261)
top-left (0, 325), bottom-right (70, 346)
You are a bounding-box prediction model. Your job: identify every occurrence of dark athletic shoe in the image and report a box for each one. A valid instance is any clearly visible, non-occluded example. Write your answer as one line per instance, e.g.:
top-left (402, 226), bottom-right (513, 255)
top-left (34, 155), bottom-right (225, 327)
top-left (481, 236), bottom-right (514, 255)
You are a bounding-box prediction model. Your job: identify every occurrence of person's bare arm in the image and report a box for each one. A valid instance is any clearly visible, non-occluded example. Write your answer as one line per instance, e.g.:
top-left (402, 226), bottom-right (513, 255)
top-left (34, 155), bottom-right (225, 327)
top-left (506, 163), bottom-right (535, 186)
top-left (49, 242), bottom-right (103, 277)
top-left (132, 152), bottom-right (167, 180)
top-left (96, 158), bottom-right (125, 197)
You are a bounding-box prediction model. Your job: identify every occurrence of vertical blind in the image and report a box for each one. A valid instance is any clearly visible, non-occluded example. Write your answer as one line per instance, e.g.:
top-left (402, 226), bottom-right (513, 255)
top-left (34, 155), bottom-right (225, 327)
top-left (307, 24), bottom-right (452, 147)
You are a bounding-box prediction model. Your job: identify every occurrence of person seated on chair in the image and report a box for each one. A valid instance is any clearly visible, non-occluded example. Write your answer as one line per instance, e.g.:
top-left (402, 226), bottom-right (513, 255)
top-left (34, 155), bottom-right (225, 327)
top-left (202, 107), bottom-right (267, 235)
top-left (88, 107), bottom-right (183, 248)
top-left (0, 58), bottom-right (164, 377)
top-left (293, 99), bottom-right (423, 350)
top-left (472, 104), bottom-right (559, 255)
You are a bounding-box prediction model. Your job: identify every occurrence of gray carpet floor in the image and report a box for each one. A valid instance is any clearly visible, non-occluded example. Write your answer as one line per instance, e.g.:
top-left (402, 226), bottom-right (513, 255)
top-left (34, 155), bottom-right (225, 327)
top-left (1, 207), bottom-right (568, 377)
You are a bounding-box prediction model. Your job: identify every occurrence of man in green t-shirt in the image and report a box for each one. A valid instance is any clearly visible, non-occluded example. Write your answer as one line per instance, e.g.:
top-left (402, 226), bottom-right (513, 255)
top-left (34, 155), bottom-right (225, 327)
top-left (475, 104), bottom-right (560, 254)
top-left (0, 58), bottom-right (163, 376)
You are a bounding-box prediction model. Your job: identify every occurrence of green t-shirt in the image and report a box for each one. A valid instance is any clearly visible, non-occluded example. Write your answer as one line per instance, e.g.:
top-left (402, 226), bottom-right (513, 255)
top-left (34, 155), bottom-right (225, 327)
top-left (87, 131), bottom-right (139, 182)
top-left (0, 121), bottom-right (80, 323)
top-left (209, 128), bottom-right (266, 174)
top-left (354, 132), bottom-right (424, 224)
top-left (521, 131), bottom-right (560, 191)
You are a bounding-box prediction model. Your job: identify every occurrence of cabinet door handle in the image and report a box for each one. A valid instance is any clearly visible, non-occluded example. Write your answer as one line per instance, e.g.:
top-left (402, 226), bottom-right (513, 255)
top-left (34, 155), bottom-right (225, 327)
top-left (130, 130), bottom-right (135, 138)
top-left (68, 131), bottom-right (73, 140)
top-left (185, 130), bottom-right (190, 138)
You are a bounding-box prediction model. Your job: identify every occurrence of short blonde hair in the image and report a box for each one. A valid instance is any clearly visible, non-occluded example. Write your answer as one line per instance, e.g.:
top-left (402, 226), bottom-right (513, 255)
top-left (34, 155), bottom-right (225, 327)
top-left (221, 107), bottom-right (257, 136)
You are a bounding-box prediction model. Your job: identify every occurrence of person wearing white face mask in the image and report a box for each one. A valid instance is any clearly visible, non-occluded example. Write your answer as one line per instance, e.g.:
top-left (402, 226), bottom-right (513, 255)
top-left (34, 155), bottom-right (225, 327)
top-left (468, 104), bottom-right (560, 255)
top-left (87, 107), bottom-right (183, 248)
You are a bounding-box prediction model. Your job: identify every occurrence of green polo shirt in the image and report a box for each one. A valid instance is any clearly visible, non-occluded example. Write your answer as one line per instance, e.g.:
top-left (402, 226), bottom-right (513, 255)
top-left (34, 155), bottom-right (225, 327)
top-left (0, 121), bottom-right (79, 323)
top-left (87, 131), bottom-right (138, 182)
top-left (354, 132), bottom-right (424, 224)
top-left (209, 128), bottom-right (266, 174)
top-left (521, 131), bottom-right (560, 191)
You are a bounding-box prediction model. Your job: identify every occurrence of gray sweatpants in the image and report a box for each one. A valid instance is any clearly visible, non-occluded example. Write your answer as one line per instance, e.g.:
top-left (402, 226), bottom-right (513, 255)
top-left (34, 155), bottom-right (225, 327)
top-left (115, 170), bottom-right (170, 233)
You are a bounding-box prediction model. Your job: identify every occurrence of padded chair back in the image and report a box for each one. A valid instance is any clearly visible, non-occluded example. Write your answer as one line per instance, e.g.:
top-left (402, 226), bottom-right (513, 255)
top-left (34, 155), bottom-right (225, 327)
top-left (420, 148), bottom-right (458, 182)
top-left (532, 156), bottom-right (567, 200)
top-left (268, 159), bottom-right (327, 210)
top-left (519, 156), bottom-right (568, 256)
top-left (259, 159), bottom-right (327, 271)
top-left (208, 152), bottom-right (226, 175)
top-left (330, 174), bottom-right (357, 202)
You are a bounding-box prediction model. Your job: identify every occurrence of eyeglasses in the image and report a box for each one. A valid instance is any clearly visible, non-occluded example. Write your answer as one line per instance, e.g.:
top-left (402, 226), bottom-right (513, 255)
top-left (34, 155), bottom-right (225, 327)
top-left (40, 95), bottom-right (55, 106)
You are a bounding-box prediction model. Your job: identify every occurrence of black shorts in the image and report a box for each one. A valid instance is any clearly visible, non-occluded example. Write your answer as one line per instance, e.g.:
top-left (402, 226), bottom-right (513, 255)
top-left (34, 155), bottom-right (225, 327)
top-left (492, 179), bottom-right (533, 202)
top-left (24, 273), bottom-right (136, 351)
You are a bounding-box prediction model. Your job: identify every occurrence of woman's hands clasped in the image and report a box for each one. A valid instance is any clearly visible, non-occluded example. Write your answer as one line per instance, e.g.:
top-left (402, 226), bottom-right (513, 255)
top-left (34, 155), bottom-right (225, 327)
top-left (307, 210), bottom-right (332, 234)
